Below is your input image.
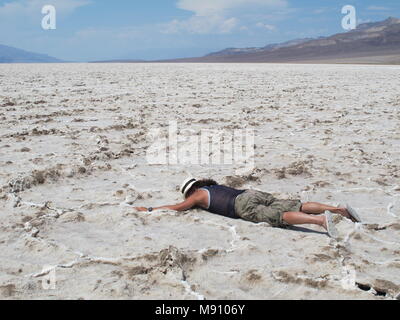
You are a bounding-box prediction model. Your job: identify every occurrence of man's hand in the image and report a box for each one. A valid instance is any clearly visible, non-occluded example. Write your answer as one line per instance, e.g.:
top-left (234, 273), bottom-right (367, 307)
top-left (134, 207), bottom-right (148, 212)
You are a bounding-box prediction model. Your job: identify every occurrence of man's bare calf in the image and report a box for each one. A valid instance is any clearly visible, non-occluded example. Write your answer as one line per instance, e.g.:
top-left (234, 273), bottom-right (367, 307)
top-left (282, 202), bottom-right (353, 230)
top-left (301, 202), bottom-right (352, 219)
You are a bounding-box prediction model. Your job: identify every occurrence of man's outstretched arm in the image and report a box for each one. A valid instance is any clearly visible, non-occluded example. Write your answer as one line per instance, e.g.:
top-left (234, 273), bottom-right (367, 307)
top-left (134, 190), bottom-right (203, 212)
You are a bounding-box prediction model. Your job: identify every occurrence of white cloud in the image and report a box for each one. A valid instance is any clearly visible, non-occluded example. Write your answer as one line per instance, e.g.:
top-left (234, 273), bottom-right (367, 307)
top-left (367, 6), bottom-right (390, 11)
top-left (162, 15), bottom-right (238, 34)
top-left (165, 0), bottom-right (287, 35)
top-left (177, 0), bottom-right (288, 16)
top-left (256, 22), bottom-right (276, 31)
top-left (313, 8), bottom-right (327, 14)
top-left (357, 18), bottom-right (372, 25)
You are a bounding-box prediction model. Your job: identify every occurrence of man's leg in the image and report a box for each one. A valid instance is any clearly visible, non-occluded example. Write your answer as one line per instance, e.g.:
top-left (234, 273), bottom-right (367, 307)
top-left (301, 202), bottom-right (351, 219)
top-left (282, 211), bottom-right (327, 230)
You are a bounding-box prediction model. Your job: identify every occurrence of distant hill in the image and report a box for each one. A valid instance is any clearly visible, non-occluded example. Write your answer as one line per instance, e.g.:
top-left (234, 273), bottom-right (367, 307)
top-left (205, 38), bottom-right (316, 57)
top-left (90, 59), bottom-right (146, 63)
top-left (0, 44), bottom-right (62, 63)
top-left (163, 17), bottom-right (400, 64)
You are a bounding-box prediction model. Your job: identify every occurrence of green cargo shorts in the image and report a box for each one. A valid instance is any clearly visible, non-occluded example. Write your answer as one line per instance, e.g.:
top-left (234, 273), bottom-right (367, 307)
top-left (234, 190), bottom-right (302, 228)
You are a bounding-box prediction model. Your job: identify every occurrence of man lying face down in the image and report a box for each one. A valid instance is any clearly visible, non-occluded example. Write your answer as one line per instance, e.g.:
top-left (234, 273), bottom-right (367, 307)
top-left (134, 177), bottom-right (362, 238)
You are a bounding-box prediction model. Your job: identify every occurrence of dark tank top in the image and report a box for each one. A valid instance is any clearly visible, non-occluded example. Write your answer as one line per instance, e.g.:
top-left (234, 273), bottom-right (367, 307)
top-left (200, 185), bottom-right (245, 219)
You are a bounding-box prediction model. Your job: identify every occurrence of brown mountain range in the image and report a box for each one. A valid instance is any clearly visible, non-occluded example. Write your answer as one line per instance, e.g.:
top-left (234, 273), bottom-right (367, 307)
top-left (164, 17), bottom-right (400, 64)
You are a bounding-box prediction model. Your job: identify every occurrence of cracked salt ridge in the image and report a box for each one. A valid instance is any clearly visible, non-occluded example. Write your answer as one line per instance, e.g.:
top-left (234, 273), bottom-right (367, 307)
top-left (33, 216), bottom-right (238, 300)
top-left (357, 256), bottom-right (400, 266)
top-left (387, 202), bottom-right (398, 218)
top-left (13, 196), bottom-right (149, 278)
top-left (28, 242), bottom-right (178, 278)
top-left (28, 241), bottom-right (207, 301)
top-left (161, 215), bottom-right (244, 300)
top-left (25, 208), bottom-right (243, 282)
top-left (199, 220), bottom-right (241, 253)
top-left (271, 271), bottom-right (330, 286)
top-left (359, 230), bottom-right (400, 246)
top-left (21, 234), bottom-right (110, 279)
top-left (328, 221), bottom-right (399, 298)
top-left (327, 223), bottom-right (358, 289)
top-left (334, 185), bottom-right (399, 196)
top-left (17, 193), bottom-right (131, 212)
top-left (11, 196), bottom-right (71, 216)
top-left (181, 280), bottom-right (205, 300)
top-left (326, 224), bottom-right (394, 294)
top-left (11, 197), bottom-right (73, 236)
top-left (28, 252), bottom-right (136, 278)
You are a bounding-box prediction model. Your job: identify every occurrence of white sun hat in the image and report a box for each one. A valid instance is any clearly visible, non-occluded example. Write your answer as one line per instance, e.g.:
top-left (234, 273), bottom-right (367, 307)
top-left (180, 177), bottom-right (197, 198)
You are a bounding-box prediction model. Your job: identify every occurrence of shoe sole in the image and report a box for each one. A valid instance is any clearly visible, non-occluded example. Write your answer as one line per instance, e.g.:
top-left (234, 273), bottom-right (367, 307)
top-left (325, 211), bottom-right (339, 239)
top-left (346, 204), bottom-right (362, 223)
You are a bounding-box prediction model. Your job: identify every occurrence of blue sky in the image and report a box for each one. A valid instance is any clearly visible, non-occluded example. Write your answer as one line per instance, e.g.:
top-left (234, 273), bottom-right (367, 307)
top-left (0, 0), bottom-right (399, 61)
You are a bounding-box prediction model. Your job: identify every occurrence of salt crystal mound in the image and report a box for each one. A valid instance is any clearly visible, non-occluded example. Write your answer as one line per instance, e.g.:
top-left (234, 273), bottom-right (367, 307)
top-left (0, 63), bottom-right (399, 299)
